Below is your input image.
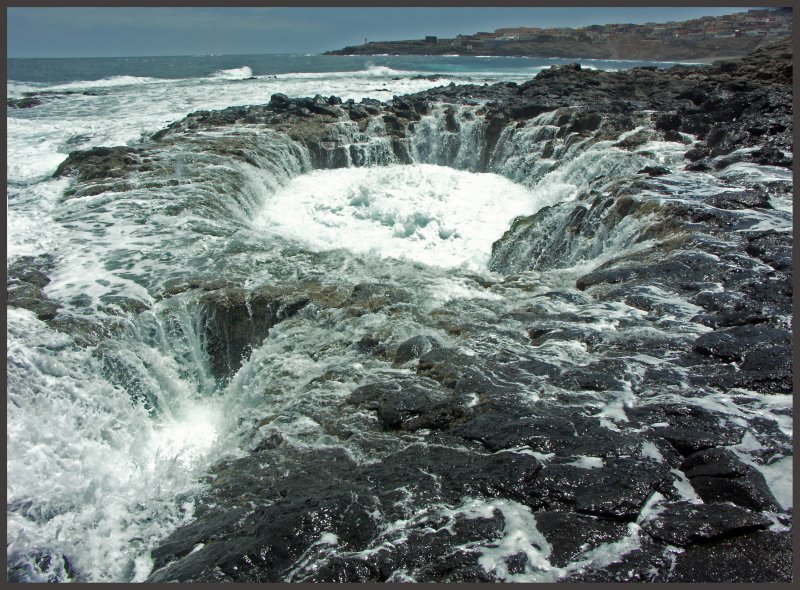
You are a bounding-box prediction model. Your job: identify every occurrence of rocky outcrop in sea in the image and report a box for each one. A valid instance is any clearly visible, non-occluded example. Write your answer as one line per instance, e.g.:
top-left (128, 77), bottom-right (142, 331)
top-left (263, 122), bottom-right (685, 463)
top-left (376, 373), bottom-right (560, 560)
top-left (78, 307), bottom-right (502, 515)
top-left (11, 39), bottom-right (792, 582)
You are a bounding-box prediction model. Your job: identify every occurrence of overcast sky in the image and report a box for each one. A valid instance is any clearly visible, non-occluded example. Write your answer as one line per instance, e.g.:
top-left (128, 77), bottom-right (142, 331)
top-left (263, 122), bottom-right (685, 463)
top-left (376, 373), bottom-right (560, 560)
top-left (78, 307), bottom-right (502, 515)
top-left (8, 7), bottom-right (755, 58)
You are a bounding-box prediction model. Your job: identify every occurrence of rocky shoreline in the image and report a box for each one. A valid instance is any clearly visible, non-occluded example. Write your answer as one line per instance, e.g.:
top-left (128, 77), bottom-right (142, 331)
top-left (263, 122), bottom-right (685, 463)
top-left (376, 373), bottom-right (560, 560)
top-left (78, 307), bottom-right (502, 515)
top-left (324, 35), bottom-right (770, 62)
top-left (10, 39), bottom-right (792, 582)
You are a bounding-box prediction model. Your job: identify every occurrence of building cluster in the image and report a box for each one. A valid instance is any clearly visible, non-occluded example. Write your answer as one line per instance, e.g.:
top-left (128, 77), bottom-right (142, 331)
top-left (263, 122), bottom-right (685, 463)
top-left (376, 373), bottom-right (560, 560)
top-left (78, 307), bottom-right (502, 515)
top-left (430, 8), bottom-right (791, 48)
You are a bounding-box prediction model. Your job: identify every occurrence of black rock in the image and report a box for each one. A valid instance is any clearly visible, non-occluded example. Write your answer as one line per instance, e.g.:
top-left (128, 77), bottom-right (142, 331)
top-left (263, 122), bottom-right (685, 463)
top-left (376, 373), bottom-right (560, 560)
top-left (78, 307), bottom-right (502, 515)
top-left (626, 404), bottom-right (745, 456)
top-left (6, 255), bottom-right (60, 321)
top-left (348, 378), bottom-right (468, 432)
top-left (535, 511), bottom-right (628, 567)
top-left (199, 287), bottom-right (309, 379)
top-left (268, 93), bottom-right (291, 109)
top-left (640, 501), bottom-right (770, 547)
top-left (680, 447), bottom-right (752, 478)
top-left (637, 165), bottom-right (671, 176)
top-left (692, 324), bottom-right (791, 362)
top-left (669, 531), bottom-right (792, 582)
top-left (572, 458), bottom-right (672, 520)
top-left (679, 448), bottom-right (781, 512)
top-left (393, 335), bottom-right (438, 365)
top-left (454, 412), bottom-right (640, 458)
top-left (53, 146), bottom-right (140, 182)
top-left (346, 283), bottom-right (411, 314)
top-left (8, 96), bottom-right (43, 109)
top-left (566, 535), bottom-right (672, 582)
top-left (688, 475), bottom-right (781, 513)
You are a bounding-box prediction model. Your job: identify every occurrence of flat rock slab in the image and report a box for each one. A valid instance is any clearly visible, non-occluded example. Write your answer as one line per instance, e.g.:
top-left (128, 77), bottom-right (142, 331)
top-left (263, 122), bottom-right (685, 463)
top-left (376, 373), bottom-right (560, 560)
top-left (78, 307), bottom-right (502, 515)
top-left (679, 448), bottom-right (781, 512)
top-left (669, 530), bottom-right (792, 582)
top-left (453, 412), bottom-right (641, 458)
top-left (534, 511), bottom-right (628, 567)
top-left (527, 458), bottom-right (672, 520)
top-left (626, 403), bottom-right (745, 456)
top-left (640, 501), bottom-right (770, 547)
top-left (692, 324), bottom-right (791, 362)
top-left (347, 378), bottom-right (470, 431)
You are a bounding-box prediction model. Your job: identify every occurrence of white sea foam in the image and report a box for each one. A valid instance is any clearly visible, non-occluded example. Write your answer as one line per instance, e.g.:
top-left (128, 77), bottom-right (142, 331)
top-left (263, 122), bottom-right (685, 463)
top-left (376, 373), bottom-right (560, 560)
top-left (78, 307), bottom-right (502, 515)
top-left (44, 75), bottom-right (165, 91)
top-left (209, 65), bottom-right (253, 79)
top-left (7, 178), bottom-right (71, 260)
top-left (6, 308), bottom-right (221, 581)
top-left (250, 164), bottom-right (539, 271)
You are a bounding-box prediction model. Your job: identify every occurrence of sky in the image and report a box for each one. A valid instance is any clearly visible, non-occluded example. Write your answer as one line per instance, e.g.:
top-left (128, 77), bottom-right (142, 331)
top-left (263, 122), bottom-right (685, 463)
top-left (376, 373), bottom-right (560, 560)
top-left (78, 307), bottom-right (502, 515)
top-left (7, 7), bottom-right (759, 58)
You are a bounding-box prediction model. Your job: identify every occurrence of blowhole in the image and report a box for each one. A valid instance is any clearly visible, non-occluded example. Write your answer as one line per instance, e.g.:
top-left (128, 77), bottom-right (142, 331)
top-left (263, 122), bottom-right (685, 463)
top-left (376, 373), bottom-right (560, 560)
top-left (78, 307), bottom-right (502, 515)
top-left (250, 163), bottom-right (540, 271)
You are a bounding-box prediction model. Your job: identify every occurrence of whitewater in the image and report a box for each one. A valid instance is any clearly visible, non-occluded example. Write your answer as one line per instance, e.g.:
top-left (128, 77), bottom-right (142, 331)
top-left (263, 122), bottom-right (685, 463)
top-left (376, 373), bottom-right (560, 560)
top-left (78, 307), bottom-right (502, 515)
top-left (6, 52), bottom-right (793, 582)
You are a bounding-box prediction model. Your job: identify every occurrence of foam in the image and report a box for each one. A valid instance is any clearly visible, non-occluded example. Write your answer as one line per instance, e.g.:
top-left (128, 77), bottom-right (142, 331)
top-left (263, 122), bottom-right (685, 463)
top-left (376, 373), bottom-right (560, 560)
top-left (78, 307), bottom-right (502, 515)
top-left (209, 65), bottom-right (254, 79)
top-left (250, 164), bottom-right (539, 271)
top-left (44, 75), bottom-right (164, 91)
top-left (6, 308), bottom-right (212, 581)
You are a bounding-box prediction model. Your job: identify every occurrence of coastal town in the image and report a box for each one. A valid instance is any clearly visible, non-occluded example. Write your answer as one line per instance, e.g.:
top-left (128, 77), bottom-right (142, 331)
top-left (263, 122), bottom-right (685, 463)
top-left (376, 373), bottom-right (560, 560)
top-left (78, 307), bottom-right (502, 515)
top-left (326, 8), bottom-right (792, 60)
top-left (462, 8), bottom-right (791, 46)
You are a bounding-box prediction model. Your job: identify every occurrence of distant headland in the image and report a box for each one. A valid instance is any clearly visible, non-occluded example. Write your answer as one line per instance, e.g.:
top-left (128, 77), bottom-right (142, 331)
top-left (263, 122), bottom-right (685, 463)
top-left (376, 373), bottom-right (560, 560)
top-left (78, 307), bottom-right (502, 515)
top-left (325, 8), bottom-right (792, 61)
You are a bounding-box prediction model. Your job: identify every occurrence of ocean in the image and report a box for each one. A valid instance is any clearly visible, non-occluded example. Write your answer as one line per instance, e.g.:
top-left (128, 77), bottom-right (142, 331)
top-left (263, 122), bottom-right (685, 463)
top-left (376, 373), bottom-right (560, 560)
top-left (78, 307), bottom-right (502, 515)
top-left (6, 53), bottom-right (792, 582)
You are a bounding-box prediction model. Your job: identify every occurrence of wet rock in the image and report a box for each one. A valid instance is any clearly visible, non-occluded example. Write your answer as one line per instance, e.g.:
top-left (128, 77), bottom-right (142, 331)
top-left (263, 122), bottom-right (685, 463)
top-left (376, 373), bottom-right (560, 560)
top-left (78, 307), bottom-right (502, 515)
top-left (679, 448), bottom-right (781, 512)
top-left (7, 284), bottom-right (59, 321)
top-left (744, 231), bottom-right (792, 271)
top-left (53, 146), bottom-right (141, 182)
top-left (148, 447), bottom-right (380, 583)
top-left (298, 557), bottom-right (380, 582)
top-left (637, 165), bottom-right (671, 176)
top-left (369, 444), bottom-right (541, 510)
top-left (692, 324), bottom-right (790, 363)
top-left (199, 287), bottom-right (309, 379)
top-left (680, 447), bottom-right (752, 478)
top-left (125, 39), bottom-right (793, 584)
top-left (476, 450), bottom-right (543, 501)
top-left (527, 325), bottom-right (606, 351)
top-left (684, 147), bottom-right (710, 162)
top-left (703, 189), bottom-right (771, 210)
top-left (576, 249), bottom-right (726, 293)
top-left (7, 552), bottom-right (78, 583)
top-left (669, 531), bottom-right (792, 582)
top-left (162, 276), bottom-right (236, 296)
top-left (566, 535), bottom-right (672, 582)
top-left (565, 112), bottom-right (603, 134)
top-left (267, 93), bottom-right (291, 110)
top-left (353, 334), bottom-right (388, 358)
top-left (416, 347), bottom-right (481, 391)
top-left (413, 550), bottom-right (496, 582)
top-left (750, 145), bottom-right (791, 168)
top-left (8, 96), bottom-right (43, 109)
top-left (627, 404), bottom-right (745, 456)
top-left (526, 458), bottom-right (670, 520)
top-left (368, 509), bottom-right (504, 582)
top-left (508, 103), bottom-right (557, 120)
top-left (554, 367), bottom-right (625, 392)
top-left (572, 458), bottom-right (672, 520)
top-left (6, 255), bottom-right (60, 321)
top-left (346, 283), bottom-right (411, 314)
top-left (392, 335), bottom-right (438, 366)
top-left (454, 412), bottom-right (640, 459)
top-left (640, 501), bottom-right (770, 547)
top-left (348, 378), bottom-right (469, 432)
top-left (687, 319), bottom-right (793, 393)
top-left (534, 511), bottom-right (628, 567)
top-left (50, 316), bottom-right (116, 348)
top-left (348, 106), bottom-right (370, 120)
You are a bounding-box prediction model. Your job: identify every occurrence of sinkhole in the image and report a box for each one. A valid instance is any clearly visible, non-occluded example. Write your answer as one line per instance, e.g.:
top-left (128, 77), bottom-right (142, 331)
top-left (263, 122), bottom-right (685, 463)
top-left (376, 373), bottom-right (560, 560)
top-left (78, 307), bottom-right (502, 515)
top-left (250, 163), bottom-right (543, 272)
